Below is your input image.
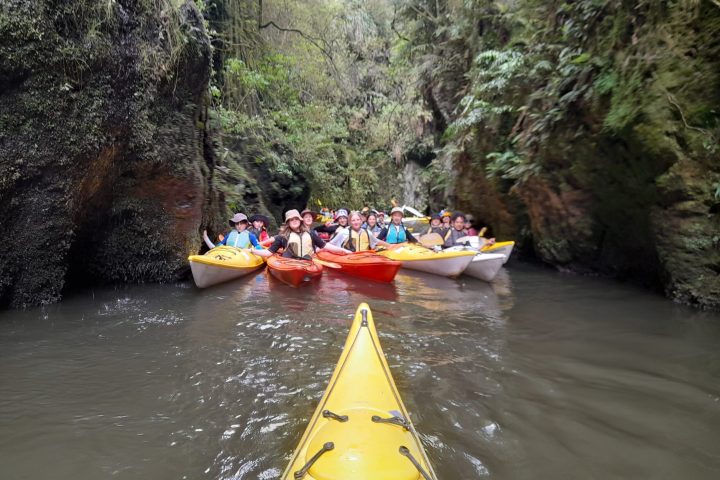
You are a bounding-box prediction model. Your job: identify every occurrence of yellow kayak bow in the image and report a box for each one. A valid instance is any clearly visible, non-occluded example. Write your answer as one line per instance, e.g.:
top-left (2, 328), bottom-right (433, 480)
top-left (282, 303), bottom-right (437, 480)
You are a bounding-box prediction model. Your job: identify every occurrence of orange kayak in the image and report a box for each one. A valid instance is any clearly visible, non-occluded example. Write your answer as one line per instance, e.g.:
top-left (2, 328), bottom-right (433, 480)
top-left (316, 251), bottom-right (402, 283)
top-left (266, 255), bottom-right (323, 287)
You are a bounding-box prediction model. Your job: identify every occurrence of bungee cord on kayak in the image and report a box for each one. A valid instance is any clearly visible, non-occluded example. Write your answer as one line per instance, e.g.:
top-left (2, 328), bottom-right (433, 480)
top-left (282, 304), bottom-right (439, 480)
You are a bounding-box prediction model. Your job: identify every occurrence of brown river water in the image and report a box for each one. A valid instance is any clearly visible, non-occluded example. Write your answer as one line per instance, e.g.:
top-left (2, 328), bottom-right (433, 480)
top-left (1, 264), bottom-right (719, 479)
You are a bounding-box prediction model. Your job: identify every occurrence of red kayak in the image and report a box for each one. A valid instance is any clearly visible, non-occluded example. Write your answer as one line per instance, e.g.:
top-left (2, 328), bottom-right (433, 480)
top-left (316, 251), bottom-right (402, 283)
top-left (266, 255), bottom-right (323, 287)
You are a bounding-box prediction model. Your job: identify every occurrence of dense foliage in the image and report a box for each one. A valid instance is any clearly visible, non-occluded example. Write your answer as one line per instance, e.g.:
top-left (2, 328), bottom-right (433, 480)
top-left (200, 0), bottom-right (431, 213)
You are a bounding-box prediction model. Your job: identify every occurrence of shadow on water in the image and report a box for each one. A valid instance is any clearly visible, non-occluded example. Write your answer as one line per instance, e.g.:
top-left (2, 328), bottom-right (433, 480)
top-left (1, 264), bottom-right (719, 479)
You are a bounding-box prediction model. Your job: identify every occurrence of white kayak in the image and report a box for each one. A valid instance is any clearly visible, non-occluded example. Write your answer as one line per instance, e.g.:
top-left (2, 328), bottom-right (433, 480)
top-left (446, 246), bottom-right (506, 282)
top-left (464, 253), bottom-right (506, 282)
top-left (481, 241), bottom-right (515, 264)
top-left (378, 244), bottom-right (476, 278)
top-left (458, 237), bottom-right (515, 264)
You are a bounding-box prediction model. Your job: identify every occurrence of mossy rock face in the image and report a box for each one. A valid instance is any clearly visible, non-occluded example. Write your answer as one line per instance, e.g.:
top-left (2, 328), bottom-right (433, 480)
top-left (0, 0), bottom-right (222, 308)
top-left (421, 1), bottom-right (720, 308)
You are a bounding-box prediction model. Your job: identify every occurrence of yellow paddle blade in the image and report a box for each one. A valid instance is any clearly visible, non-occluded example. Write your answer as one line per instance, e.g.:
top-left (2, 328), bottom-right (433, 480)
top-left (479, 227), bottom-right (487, 237)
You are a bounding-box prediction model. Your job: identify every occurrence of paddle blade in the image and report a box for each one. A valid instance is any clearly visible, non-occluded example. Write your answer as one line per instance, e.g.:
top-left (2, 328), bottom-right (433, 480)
top-left (419, 233), bottom-right (444, 247)
top-left (313, 258), bottom-right (341, 269)
top-left (402, 204), bottom-right (426, 218)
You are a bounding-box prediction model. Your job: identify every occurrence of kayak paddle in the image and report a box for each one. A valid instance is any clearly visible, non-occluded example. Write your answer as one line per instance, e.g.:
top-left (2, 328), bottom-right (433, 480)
top-left (312, 258), bottom-right (342, 269)
top-left (419, 233), bottom-right (444, 247)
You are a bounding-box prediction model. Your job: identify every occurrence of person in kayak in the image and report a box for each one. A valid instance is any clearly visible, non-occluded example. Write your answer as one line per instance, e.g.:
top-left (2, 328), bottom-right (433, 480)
top-left (360, 206), bottom-right (371, 223)
top-left (203, 213), bottom-right (262, 250)
top-left (443, 212), bottom-right (471, 248)
top-left (329, 211), bottom-right (392, 252)
top-left (365, 212), bottom-right (382, 235)
top-left (315, 209), bottom-right (349, 238)
top-left (301, 209), bottom-right (318, 229)
top-left (376, 211), bottom-right (386, 228)
top-left (248, 214), bottom-right (273, 245)
top-left (441, 211), bottom-right (452, 230)
top-left (425, 213), bottom-right (447, 236)
top-left (255, 209), bottom-right (351, 259)
top-left (377, 207), bottom-right (418, 245)
top-left (464, 215), bottom-right (479, 236)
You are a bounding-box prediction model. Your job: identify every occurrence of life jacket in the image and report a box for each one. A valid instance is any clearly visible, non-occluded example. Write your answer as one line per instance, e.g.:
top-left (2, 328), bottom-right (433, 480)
top-left (343, 228), bottom-right (371, 252)
top-left (225, 230), bottom-right (251, 248)
top-left (286, 231), bottom-right (314, 258)
top-left (426, 225), bottom-right (446, 235)
top-left (444, 228), bottom-right (468, 246)
top-left (386, 224), bottom-right (407, 244)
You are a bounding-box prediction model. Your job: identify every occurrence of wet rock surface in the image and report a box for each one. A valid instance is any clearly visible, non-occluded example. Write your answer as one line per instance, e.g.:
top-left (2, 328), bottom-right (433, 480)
top-left (0, 0), bottom-right (217, 307)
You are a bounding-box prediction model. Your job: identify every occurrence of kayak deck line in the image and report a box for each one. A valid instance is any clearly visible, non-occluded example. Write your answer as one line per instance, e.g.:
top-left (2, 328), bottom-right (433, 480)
top-left (284, 312), bottom-right (368, 478)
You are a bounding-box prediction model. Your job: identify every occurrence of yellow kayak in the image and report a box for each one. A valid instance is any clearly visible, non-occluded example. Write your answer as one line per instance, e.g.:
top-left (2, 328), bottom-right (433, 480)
top-left (282, 303), bottom-right (437, 480)
top-left (481, 240), bottom-right (515, 264)
top-left (188, 246), bottom-right (264, 288)
top-left (378, 243), bottom-right (476, 277)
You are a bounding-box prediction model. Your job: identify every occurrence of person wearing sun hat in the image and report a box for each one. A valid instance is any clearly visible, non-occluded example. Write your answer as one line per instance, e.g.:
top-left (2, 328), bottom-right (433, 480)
top-left (441, 210), bottom-right (452, 230)
top-left (425, 213), bottom-right (447, 236)
top-left (377, 207), bottom-right (418, 245)
top-left (203, 213), bottom-right (262, 250)
top-left (300, 208), bottom-right (319, 229)
top-left (248, 213), bottom-right (272, 244)
top-left (314, 208), bottom-right (349, 237)
top-left (255, 209), bottom-right (351, 259)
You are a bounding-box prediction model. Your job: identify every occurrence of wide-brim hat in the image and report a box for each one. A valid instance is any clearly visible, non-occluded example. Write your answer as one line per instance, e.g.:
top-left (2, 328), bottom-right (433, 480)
top-left (229, 213), bottom-right (248, 226)
top-left (284, 209), bottom-right (302, 223)
top-left (300, 209), bottom-right (318, 219)
top-left (390, 207), bottom-right (404, 216)
top-left (334, 209), bottom-right (349, 220)
top-left (431, 213), bottom-right (442, 220)
top-left (248, 214), bottom-right (270, 227)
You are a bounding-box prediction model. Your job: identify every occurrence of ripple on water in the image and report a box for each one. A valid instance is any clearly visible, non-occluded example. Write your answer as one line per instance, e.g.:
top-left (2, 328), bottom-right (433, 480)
top-left (2, 266), bottom-right (720, 479)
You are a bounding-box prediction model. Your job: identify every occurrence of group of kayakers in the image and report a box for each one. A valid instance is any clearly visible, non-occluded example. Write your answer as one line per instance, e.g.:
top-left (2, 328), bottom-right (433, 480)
top-left (203, 205), bottom-right (493, 260)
